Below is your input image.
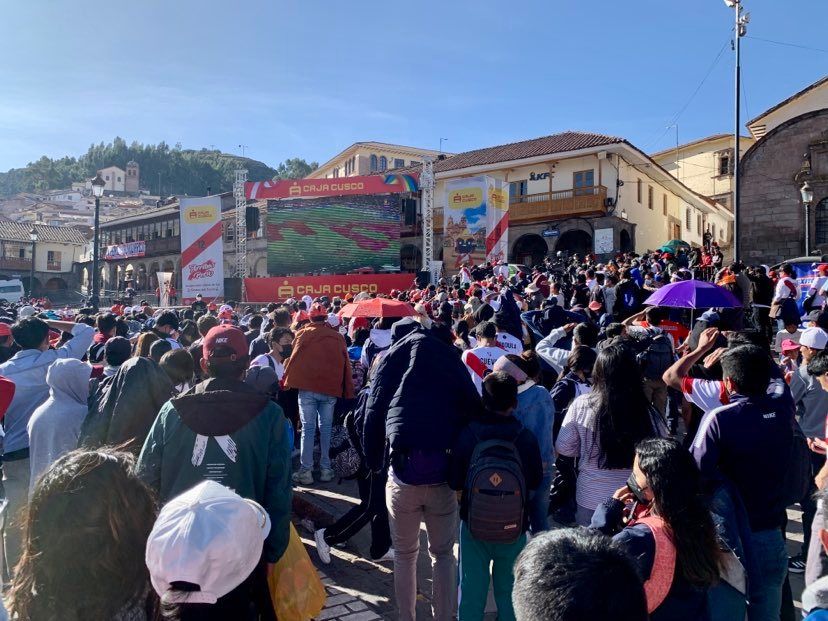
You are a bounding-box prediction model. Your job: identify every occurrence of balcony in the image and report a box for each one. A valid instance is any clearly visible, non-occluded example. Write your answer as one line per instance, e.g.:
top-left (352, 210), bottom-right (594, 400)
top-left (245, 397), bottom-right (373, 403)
top-left (428, 185), bottom-right (607, 232)
top-left (0, 257), bottom-right (31, 271)
top-left (143, 236), bottom-right (180, 256)
top-left (46, 261), bottom-right (61, 271)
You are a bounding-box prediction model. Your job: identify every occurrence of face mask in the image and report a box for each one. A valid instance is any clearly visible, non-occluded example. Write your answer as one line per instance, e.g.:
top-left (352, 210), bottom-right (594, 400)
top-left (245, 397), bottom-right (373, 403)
top-left (280, 344), bottom-right (293, 359)
top-left (626, 473), bottom-right (650, 505)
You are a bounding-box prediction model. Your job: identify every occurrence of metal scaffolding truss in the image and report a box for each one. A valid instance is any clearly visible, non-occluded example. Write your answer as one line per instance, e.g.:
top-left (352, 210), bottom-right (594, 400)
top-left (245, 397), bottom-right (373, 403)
top-left (420, 158), bottom-right (435, 280)
top-left (233, 169), bottom-right (248, 282)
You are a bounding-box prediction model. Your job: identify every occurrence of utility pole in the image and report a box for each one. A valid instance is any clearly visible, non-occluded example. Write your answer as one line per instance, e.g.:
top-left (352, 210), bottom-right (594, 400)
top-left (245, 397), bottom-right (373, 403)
top-left (725, 0), bottom-right (748, 263)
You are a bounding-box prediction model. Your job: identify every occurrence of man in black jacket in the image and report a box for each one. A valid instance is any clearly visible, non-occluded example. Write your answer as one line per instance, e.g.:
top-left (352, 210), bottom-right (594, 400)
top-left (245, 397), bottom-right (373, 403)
top-left (363, 318), bottom-right (482, 621)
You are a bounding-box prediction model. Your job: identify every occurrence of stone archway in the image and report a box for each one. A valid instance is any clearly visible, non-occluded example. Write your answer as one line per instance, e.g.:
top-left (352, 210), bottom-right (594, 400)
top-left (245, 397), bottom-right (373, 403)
top-left (620, 229), bottom-right (633, 253)
top-left (555, 230), bottom-right (593, 257)
top-left (44, 277), bottom-right (67, 292)
top-left (511, 234), bottom-right (548, 266)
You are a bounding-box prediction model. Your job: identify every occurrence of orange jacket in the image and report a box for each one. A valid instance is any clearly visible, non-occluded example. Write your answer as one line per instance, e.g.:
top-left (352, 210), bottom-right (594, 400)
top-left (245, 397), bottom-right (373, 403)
top-left (282, 322), bottom-right (354, 399)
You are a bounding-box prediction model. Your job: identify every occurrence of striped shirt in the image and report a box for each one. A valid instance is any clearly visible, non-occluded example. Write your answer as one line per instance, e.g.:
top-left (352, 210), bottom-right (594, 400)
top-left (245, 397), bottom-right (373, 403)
top-left (461, 346), bottom-right (508, 394)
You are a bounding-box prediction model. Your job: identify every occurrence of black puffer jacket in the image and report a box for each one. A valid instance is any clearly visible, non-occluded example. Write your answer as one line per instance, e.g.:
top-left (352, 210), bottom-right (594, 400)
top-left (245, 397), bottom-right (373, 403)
top-left (362, 318), bottom-right (482, 471)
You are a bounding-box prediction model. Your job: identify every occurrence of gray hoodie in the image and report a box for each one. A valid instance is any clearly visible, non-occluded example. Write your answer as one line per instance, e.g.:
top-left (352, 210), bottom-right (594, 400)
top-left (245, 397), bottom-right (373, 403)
top-left (27, 358), bottom-right (92, 495)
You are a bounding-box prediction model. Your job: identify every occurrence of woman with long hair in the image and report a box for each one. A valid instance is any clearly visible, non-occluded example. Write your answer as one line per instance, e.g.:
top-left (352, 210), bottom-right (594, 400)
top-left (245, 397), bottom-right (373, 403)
top-left (591, 438), bottom-right (721, 620)
top-left (555, 343), bottom-right (664, 525)
top-left (134, 331), bottom-right (160, 358)
top-left (10, 448), bottom-right (157, 621)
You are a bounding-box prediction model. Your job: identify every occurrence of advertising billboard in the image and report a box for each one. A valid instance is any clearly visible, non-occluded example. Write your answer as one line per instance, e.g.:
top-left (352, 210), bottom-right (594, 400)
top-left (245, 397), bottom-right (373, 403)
top-left (266, 194), bottom-right (401, 275)
top-left (179, 196), bottom-right (225, 301)
top-left (244, 274), bottom-right (413, 302)
top-left (443, 176), bottom-right (509, 270)
top-left (246, 173), bottom-right (418, 200)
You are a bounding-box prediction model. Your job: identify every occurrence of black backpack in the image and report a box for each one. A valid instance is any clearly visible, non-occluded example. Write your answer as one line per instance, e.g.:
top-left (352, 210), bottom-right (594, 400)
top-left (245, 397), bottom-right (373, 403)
top-left (329, 394), bottom-right (367, 481)
top-left (636, 333), bottom-right (674, 380)
top-left (782, 419), bottom-right (811, 506)
top-left (465, 422), bottom-right (526, 543)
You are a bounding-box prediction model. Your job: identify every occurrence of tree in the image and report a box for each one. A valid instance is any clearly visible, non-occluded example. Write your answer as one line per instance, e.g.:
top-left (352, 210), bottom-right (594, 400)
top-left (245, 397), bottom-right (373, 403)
top-left (272, 158), bottom-right (318, 180)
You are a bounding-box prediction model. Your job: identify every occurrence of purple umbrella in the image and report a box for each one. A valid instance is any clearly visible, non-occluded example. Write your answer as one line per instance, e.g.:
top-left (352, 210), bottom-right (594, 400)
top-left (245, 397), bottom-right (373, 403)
top-left (643, 279), bottom-right (742, 309)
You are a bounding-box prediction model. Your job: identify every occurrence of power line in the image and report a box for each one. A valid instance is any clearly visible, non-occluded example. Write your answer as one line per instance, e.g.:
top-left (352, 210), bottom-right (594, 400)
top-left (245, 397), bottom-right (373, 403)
top-left (642, 35), bottom-right (732, 151)
top-left (745, 35), bottom-right (828, 54)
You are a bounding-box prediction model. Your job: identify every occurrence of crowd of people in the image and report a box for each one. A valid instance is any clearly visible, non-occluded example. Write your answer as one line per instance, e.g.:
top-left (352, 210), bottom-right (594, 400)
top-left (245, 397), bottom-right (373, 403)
top-left (0, 246), bottom-right (826, 619)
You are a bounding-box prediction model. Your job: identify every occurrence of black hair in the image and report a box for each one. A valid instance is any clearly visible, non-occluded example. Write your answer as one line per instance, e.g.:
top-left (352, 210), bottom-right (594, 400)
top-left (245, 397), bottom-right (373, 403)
top-left (727, 329), bottom-right (770, 355)
top-left (635, 438), bottom-right (721, 587)
top-left (272, 308), bottom-right (292, 327)
top-left (196, 314), bottom-right (219, 337)
top-left (481, 371), bottom-right (518, 414)
top-left (352, 327), bottom-right (370, 348)
top-left (177, 320), bottom-right (199, 347)
top-left (590, 344), bottom-right (655, 469)
top-left (513, 529), bottom-right (647, 621)
top-left (808, 349), bottom-right (828, 378)
top-left (377, 317), bottom-right (396, 330)
top-left (507, 350), bottom-right (541, 380)
top-left (149, 339), bottom-right (173, 364)
top-left (780, 263), bottom-right (794, 277)
top-left (455, 320), bottom-right (472, 349)
top-left (11, 317), bottom-right (49, 350)
top-left (104, 337), bottom-right (132, 367)
top-left (476, 320), bottom-right (497, 340)
top-left (96, 313), bottom-right (117, 335)
top-left (604, 323), bottom-right (624, 339)
top-left (248, 315), bottom-right (264, 331)
top-left (155, 311), bottom-right (179, 331)
top-left (268, 327), bottom-right (293, 345)
top-left (205, 357), bottom-right (249, 380)
top-left (160, 349), bottom-right (195, 386)
top-left (572, 322), bottom-right (598, 348)
top-left (721, 344), bottom-right (769, 397)
top-left (644, 306), bottom-right (663, 326)
top-left (114, 317), bottom-right (129, 338)
top-left (565, 345), bottom-right (597, 376)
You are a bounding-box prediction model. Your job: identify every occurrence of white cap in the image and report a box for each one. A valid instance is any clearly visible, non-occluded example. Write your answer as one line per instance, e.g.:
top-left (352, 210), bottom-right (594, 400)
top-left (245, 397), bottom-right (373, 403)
top-left (218, 304), bottom-right (233, 314)
top-left (18, 305), bottom-right (36, 318)
top-left (145, 480), bottom-right (270, 605)
top-left (801, 327), bottom-right (828, 350)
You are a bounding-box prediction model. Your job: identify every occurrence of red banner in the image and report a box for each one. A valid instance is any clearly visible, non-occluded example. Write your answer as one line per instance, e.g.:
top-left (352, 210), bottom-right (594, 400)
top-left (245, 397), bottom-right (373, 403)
top-left (245, 173), bottom-right (419, 200)
top-left (244, 274), bottom-right (414, 303)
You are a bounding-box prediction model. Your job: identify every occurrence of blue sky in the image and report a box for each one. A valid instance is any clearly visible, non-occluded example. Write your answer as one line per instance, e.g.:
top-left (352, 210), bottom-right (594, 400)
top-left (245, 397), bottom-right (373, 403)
top-left (1, 0), bottom-right (826, 172)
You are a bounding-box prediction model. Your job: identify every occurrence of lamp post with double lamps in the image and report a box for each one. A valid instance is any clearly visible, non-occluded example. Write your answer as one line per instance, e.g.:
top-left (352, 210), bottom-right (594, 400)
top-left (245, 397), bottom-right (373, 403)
top-left (801, 181), bottom-right (815, 256)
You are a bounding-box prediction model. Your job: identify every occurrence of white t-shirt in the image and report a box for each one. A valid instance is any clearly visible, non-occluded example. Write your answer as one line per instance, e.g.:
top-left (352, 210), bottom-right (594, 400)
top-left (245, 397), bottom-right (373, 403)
top-left (461, 345), bottom-right (508, 394)
top-left (773, 276), bottom-right (800, 303)
top-left (496, 331), bottom-right (523, 355)
top-left (251, 354), bottom-right (285, 380)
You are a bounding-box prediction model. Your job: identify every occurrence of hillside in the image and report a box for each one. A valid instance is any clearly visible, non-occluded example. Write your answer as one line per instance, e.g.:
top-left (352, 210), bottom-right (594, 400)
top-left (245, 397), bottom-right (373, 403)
top-left (0, 138), bottom-right (284, 197)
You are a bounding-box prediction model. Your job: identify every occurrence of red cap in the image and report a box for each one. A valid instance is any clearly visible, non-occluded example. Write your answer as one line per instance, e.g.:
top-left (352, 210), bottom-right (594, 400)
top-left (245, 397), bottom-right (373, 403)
top-left (202, 325), bottom-right (248, 361)
top-left (0, 324), bottom-right (11, 338)
top-left (294, 310), bottom-right (310, 323)
top-left (588, 301), bottom-right (603, 311)
top-left (309, 303), bottom-right (327, 320)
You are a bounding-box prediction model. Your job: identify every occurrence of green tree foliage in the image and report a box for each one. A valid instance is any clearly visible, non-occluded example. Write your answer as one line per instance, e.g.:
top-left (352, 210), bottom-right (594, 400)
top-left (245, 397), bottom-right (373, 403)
top-left (0, 138), bottom-right (318, 197)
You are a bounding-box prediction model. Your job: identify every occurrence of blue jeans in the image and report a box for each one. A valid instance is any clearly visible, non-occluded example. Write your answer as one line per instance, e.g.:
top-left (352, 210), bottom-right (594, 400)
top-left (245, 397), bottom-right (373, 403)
top-left (298, 390), bottom-right (336, 471)
top-left (528, 473), bottom-right (552, 533)
top-left (708, 582), bottom-right (747, 621)
top-left (747, 529), bottom-right (787, 621)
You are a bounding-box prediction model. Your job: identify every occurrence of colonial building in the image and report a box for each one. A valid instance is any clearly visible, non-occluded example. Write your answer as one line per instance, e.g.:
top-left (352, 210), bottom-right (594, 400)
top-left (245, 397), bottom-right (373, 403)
top-left (0, 222), bottom-right (87, 295)
top-left (309, 142), bottom-right (445, 179)
top-left (395, 131), bottom-right (733, 268)
top-left (739, 75), bottom-right (828, 263)
top-left (650, 134), bottom-right (755, 212)
top-left (97, 166), bottom-right (127, 193)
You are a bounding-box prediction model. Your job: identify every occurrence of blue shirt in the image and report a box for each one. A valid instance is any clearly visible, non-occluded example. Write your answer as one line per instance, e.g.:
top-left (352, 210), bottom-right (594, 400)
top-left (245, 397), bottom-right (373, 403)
top-left (0, 323), bottom-right (94, 454)
top-left (514, 382), bottom-right (555, 475)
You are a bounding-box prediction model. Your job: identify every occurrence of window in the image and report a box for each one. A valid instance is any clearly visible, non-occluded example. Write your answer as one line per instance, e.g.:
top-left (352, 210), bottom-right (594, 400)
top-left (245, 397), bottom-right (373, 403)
top-left (697, 215), bottom-right (702, 232)
top-left (816, 198), bottom-right (828, 246)
top-left (332, 167), bottom-right (339, 178)
top-left (685, 208), bottom-right (692, 232)
top-left (410, 160), bottom-right (420, 167)
top-left (117, 176), bottom-right (122, 182)
top-left (173, 219), bottom-right (180, 236)
top-left (379, 156), bottom-right (387, 171)
top-left (105, 175), bottom-right (110, 181)
top-left (394, 158), bottom-right (405, 169)
top-left (648, 186), bottom-right (653, 210)
top-left (717, 150), bottom-right (734, 176)
top-left (18, 248), bottom-right (24, 259)
top-left (224, 221), bottom-right (235, 242)
top-left (662, 194), bottom-right (668, 215)
top-left (369, 154), bottom-right (378, 172)
top-left (573, 170), bottom-right (595, 196)
top-left (637, 179), bottom-right (642, 203)
top-left (509, 180), bottom-right (528, 200)
top-left (47, 250), bottom-right (61, 263)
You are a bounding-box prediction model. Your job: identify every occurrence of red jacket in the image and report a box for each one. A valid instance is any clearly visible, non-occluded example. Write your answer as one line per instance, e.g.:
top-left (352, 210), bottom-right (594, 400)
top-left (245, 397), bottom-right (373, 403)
top-left (283, 322), bottom-right (354, 399)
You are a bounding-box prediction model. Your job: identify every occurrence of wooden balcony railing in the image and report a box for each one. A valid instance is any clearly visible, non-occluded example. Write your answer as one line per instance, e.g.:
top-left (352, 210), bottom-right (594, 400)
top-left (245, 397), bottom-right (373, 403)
top-left (46, 261), bottom-right (62, 271)
top-left (0, 257), bottom-right (31, 271)
top-left (428, 185), bottom-right (607, 232)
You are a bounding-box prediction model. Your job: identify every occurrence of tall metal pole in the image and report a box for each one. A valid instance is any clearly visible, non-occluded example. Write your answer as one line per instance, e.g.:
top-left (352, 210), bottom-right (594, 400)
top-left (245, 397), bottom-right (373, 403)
top-left (92, 196), bottom-right (101, 311)
top-left (732, 1), bottom-right (746, 264)
top-left (805, 200), bottom-right (812, 256)
top-left (28, 239), bottom-right (36, 300)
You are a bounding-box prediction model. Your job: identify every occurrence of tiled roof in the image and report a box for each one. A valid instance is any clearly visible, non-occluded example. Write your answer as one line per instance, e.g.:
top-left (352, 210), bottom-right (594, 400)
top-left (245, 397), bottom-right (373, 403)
top-left (0, 222), bottom-right (87, 244)
top-left (423, 131), bottom-right (624, 173)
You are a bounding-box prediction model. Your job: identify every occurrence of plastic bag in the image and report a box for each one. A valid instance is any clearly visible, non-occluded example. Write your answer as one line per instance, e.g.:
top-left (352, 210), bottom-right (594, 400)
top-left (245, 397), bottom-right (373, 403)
top-left (268, 523), bottom-right (326, 621)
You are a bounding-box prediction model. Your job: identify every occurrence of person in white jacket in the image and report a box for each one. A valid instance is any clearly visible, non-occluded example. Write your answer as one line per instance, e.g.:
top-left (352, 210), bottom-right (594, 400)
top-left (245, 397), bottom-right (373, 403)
top-left (535, 322), bottom-right (598, 376)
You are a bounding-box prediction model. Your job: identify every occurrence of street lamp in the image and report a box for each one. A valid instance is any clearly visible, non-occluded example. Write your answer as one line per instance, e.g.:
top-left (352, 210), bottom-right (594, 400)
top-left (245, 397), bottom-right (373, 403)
top-left (28, 228), bottom-right (37, 300)
top-left (91, 173), bottom-right (106, 311)
top-left (801, 180), bottom-right (815, 256)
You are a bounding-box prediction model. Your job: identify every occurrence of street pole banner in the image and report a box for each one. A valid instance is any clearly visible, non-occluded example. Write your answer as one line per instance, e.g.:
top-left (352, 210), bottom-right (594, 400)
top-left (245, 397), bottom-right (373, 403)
top-left (179, 196), bottom-right (225, 301)
top-left (485, 177), bottom-right (509, 264)
top-left (157, 272), bottom-right (172, 307)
